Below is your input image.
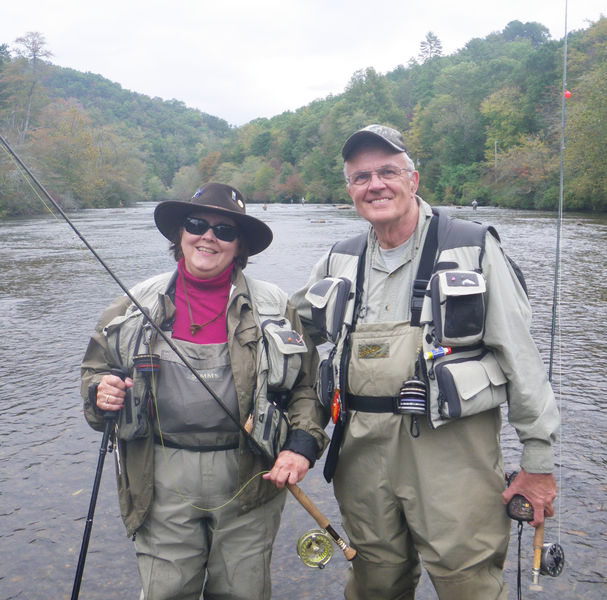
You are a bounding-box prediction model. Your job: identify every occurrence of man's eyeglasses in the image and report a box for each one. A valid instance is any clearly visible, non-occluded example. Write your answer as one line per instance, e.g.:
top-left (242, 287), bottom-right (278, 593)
top-left (183, 216), bottom-right (239, 242)
top-left (347, 166), bottom-right (410, 186)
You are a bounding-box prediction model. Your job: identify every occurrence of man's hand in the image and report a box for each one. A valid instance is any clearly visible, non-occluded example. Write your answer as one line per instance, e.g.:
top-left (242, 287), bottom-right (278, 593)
top-left (502, 468), bottom-right (557, 527)
top-left (262, 450), bottom-right (310, 489)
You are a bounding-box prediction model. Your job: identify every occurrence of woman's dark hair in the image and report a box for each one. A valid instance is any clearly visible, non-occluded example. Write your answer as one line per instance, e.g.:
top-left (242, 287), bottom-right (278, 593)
top-left (169, 227), bottom-right (249, 269)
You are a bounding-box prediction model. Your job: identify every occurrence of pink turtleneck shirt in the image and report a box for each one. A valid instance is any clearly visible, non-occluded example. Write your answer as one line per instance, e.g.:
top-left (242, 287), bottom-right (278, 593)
top-left (172, 258), bottom-right (233, 344)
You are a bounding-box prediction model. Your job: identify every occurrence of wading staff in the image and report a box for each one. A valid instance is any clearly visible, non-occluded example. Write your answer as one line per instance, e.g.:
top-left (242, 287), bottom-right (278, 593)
top-left (0, 135), bottom-right (355, 563)
top-left (71, 388), bottom-right (119, 599)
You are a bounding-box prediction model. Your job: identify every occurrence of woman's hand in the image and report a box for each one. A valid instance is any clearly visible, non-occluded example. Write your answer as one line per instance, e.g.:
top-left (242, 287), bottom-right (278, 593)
top-left (263, 450), bottom-right (310, 489)
top-left (96, 373), bottom-right (133, 412)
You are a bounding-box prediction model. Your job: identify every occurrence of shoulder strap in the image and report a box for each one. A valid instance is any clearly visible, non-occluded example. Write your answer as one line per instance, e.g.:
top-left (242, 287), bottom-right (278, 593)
top-left (410, 213), bottom-right (439, 327)
top-left (327, 232), bottom-right (367, 326)
top-left (410, 209), bottom-right (528, 328)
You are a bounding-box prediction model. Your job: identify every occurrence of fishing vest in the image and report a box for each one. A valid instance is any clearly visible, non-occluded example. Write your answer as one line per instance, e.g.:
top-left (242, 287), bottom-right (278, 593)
top-left (102, 270), bottom-right (308, 460)
top-left (307, 208), bottom-right (526, 432)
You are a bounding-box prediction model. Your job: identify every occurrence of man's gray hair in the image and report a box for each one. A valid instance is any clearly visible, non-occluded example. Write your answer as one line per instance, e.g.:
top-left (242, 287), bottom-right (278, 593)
top-left (343, 151), bottom-right (416, 183)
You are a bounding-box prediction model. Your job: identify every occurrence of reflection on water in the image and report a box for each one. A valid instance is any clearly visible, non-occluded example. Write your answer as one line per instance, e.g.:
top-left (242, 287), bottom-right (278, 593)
top-left (1, 203), bottom-right (605, 599)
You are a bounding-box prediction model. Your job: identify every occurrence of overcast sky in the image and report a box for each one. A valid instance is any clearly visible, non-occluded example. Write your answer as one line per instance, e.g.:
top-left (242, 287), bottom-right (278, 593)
top-left (2, 0), bottom-right (604, 126)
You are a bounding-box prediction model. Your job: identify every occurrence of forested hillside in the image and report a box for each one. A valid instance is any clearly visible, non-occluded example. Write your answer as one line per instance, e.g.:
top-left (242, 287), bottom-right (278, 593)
top-left (1, 18), bottom-right (606, 216)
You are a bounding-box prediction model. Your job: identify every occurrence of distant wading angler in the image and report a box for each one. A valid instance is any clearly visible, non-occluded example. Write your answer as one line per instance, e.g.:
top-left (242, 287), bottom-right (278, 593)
top-left (81, 183), bottom-right (328, 600)
top-left (291, 125), bottom-right (560, 599)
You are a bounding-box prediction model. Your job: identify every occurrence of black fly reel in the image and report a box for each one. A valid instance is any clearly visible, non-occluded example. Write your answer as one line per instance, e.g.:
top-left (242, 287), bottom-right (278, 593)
top-left (539, 541), bottom-right (565, 577)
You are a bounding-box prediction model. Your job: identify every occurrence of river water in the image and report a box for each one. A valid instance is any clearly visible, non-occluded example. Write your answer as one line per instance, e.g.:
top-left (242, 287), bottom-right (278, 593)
top-left (0, 202), bottom-right (605, 599)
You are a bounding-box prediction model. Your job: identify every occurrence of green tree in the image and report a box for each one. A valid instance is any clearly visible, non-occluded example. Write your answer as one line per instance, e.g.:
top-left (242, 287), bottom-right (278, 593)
top-left (169, 165), bottom-right (200, 201)
top-left (418, 32), bottom-right (443, 62)
top-left (564, 62), bottom-right (607, 210)
top-left (502, 21), bottom-right (550, 48)
top-left (480, 87), bottom-right (527, 159)
top-left (491, 136), bottom-right (558, 209)
top-left (13, 32), bottom-right (52, 139)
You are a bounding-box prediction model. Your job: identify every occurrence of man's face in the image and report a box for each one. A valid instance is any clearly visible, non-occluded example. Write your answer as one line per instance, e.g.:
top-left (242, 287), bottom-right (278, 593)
top-left (345, 145), bottom-right (419, 231)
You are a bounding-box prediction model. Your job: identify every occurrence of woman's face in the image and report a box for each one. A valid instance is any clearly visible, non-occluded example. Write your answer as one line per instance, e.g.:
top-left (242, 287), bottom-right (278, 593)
top-left (180, 211), bottom-right (240, 279)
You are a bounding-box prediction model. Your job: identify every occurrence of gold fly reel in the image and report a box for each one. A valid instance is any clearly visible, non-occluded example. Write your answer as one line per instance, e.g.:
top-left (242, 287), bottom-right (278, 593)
top-left (297, 529), bottom-right (334, 568)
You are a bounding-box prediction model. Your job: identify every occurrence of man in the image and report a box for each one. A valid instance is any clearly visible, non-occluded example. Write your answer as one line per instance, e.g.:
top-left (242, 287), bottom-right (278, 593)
top-left (291, 125), bottom-right (559, 599)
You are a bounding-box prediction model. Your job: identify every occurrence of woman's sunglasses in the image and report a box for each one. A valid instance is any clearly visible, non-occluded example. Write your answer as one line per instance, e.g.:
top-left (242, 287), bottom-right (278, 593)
top-left (183, 216), bottom-right (239, 242)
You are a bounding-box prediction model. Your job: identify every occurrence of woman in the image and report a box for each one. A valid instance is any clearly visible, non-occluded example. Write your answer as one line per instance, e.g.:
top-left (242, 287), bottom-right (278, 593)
top-left (81, 182), bottom-right (328, 600)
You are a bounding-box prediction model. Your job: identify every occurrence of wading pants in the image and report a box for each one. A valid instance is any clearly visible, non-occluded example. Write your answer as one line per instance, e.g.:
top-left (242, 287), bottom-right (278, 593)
top-left (333, 408), bottom-right (510, 600)
top-left (134, 445), bottom-right (285, 600)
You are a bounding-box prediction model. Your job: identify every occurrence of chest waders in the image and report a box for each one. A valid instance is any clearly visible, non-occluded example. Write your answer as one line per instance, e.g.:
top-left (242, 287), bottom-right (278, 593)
top-left (152, 336), bottom-right (240, 451)
top-left (315, 208), bottom-right (528, 482)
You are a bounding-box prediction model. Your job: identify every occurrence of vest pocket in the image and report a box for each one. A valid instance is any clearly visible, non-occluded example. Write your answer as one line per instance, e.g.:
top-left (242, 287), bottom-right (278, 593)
top-left (305, 277), bottom-right (352, 343)
top-left (434, 351), bottom-right (507, 419)
top-left (430, 270), bottom-right (486, 346)
top-left (261, 318), bottom-right (308, 391)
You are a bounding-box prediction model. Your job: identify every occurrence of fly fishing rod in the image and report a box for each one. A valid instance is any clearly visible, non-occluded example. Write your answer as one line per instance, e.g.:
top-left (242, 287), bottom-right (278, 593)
top-left (504, 4), bottom-right (569, 592)
top-left (0, 134), bottom-right (355, 591)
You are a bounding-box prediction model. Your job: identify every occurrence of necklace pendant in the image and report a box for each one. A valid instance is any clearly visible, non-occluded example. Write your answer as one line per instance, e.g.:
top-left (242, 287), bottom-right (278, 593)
top-left (189, 324), bottom-right (202, 335)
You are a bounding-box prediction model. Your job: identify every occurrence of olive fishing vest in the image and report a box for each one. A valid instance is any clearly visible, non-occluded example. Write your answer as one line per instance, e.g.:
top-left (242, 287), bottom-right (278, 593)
top-left (308, 208), bottom-right (525, 434)
top-left (102, 270), bottom-right (308, 459)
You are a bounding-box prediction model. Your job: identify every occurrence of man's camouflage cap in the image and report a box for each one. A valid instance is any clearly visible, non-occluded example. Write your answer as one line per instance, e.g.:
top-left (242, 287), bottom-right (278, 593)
top-left (341, 124), bottom-right (407, 160)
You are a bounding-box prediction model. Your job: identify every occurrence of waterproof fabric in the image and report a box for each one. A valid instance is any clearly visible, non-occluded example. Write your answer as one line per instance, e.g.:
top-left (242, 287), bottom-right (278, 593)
top-left (334, 410), bottom-right (509, 600)
top-left (134, 446), bottom-right (285, 600)
top-left (152, 337), bottom-right (240, 449)
top-left (346, 321), bottom-right (420, 397)
top-left (82, 266), bottom-right (328, 537)
top-left (291, 197), bottom-right (559, 598)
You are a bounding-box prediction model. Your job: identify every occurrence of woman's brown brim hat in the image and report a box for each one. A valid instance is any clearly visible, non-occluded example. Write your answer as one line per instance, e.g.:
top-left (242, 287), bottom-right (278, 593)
top-left (154, 182), bottom-right (273, 255)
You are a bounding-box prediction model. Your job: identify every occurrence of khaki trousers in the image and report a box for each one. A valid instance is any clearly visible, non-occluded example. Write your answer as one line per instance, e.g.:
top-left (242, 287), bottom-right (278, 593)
top-left (134, 446), bottom-right (285, 600)
top-left (333, 409), bottom-right (510, 600)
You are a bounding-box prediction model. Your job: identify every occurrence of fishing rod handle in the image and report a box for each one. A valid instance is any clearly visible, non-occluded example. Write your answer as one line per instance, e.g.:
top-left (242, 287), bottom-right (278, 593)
top-left (287, 483), bottom-right (356, 561)
top-left (530, 521), bottom-right (545, 591)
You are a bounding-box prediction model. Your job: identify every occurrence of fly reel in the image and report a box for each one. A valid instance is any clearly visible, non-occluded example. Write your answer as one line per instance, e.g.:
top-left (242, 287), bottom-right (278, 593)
top-left (297, 529), bottom-right (333, 568)
top-left (540, 542), bottom-right (565, 577)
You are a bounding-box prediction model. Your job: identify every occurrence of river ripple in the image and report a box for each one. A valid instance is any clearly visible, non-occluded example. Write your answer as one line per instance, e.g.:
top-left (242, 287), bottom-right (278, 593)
top-left (0, 203), bottom-right (605, 599)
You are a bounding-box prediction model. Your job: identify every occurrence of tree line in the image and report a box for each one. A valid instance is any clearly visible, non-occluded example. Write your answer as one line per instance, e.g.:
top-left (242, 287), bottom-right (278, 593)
top-left (1, 19), bottom-right (606, 217)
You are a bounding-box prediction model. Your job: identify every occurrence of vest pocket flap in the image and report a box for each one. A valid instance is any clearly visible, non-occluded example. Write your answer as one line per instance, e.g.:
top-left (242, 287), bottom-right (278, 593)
top-left (443, 359), bottom-right (489, 400)
top-left (305, 277), bottom-right (352, 342)
top-left (263, 321), bottom-right (308, 355)
top-left (305, 277), bottom-right (343, 309)
top-left (480, 352), bottom-right (508, 387)
top-left (254, 300), bottom-right (282, 317)
top-left (438, 270), bottom-right (486, 297)
top-left (435, 352), bottom-right (507, 420)
top-left (443, 354), bottom-right (505, 400)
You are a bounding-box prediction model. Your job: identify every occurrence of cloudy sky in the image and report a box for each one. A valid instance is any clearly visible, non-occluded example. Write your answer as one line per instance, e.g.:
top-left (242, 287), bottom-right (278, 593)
top-left (2, 0), bottom-right (604, 126)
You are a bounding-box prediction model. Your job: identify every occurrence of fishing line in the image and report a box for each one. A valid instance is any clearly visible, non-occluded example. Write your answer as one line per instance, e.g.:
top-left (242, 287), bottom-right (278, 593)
top-left (2, 136), bottom-right (275, 511)
top-left (1, 122), bottom-right (357, 569)
top-left (0, 134), bottom-right (284, 504)
top-left (0, 133), bottom-right (251, 442)
top-left (0, 137), bottom-right (140, 283)
top-left (549, 0), bottom-right (569, 548)
top-left (1, 142), bottom-right (57, 217)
